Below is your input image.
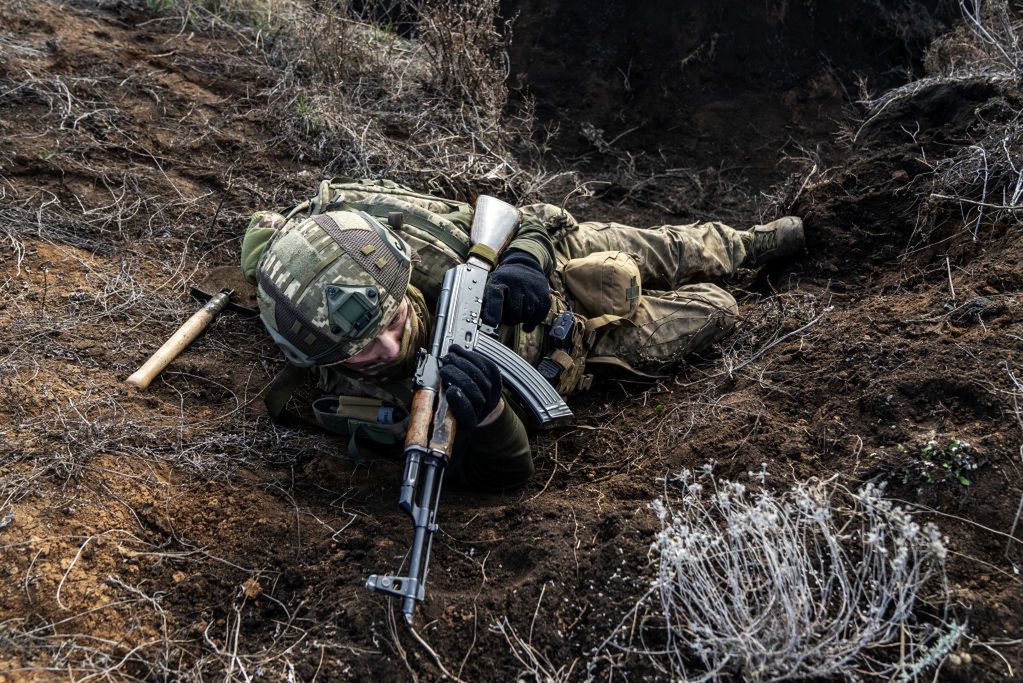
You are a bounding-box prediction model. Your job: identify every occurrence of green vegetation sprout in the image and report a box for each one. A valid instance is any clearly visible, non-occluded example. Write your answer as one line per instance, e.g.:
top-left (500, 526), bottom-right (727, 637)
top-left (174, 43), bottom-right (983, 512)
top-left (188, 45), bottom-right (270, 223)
top-left (894, 437), bottom-right (981, 494)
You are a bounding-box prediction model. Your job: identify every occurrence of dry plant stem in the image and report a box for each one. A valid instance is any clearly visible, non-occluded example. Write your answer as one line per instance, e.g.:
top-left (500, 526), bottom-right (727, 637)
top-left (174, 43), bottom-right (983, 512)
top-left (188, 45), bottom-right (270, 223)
top-left (645, 468), bottom-right (957, 682)
top-left (855, 0), bottom-right (1023, 246)
top-left (961, 0), bottom-right (1021, 71)
top-left (1008, 492), bottom-right (1023, 559)
top-left (55, 536), bottom-right (95, 610)
top-left (491, 614), bottom-right (578, 683)
top-left (945, 255), bottom-right (957, 299)
top-left (1006, 361), bottom-right (1023, 457)
top-left (725, 308), bottom-right (830, 378)
top-left (961, 633), bottom-right (1021, 677)
top-left (406, 624), bottom-right (465, 683)
top-left (383, 603), bottom-right (418, 683)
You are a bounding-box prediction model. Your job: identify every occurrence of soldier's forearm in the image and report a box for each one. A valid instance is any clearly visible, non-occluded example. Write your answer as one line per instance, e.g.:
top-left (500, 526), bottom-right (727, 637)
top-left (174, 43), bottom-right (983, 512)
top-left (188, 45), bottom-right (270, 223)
top-left (508, 212), bottom-right (556, 275)
top-left (449, 403), bottom-right (533, 491)
top-left (476, 397), bottom-right (506, 427)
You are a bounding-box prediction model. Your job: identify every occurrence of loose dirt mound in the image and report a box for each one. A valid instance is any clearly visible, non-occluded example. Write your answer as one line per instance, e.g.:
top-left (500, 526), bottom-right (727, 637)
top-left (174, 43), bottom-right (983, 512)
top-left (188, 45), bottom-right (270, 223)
top-left (1, 0), bottom-right (1021, 680)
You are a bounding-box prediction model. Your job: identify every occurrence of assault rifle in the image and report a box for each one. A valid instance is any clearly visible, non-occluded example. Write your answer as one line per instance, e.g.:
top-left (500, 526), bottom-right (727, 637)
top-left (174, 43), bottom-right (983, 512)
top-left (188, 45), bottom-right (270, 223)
top-left (366, 195), bottom-right (573, 624)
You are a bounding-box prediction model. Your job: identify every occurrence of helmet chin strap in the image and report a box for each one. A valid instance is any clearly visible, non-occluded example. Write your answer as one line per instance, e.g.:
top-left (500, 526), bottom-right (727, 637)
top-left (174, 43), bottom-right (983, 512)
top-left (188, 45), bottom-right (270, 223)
top-left (263, 323), bottom-right (319, 367)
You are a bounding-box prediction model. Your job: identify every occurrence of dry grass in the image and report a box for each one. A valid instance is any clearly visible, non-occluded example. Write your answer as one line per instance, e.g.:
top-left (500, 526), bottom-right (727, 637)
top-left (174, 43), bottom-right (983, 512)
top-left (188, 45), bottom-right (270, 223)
top-left (857, 0), bottom-right (1021, 133)
top-left (587, 469), bottom-right (959, 682)
top-left (4, 0), bottom-right (1015, 679)
top-left (492, 611), bottom-right (578, 683)
top-left (0, 238), bottom-right (289, 485)
top-left (855, 0), bottom-right (1023, 245)
top-left (649, 471), bottom-right (958, 681)
top-left (0, 528), bottom-right (318, 680)
top-left (157, 0), bottom-right (554, 200)
top-left (571, 121), bottom-right (755, 224)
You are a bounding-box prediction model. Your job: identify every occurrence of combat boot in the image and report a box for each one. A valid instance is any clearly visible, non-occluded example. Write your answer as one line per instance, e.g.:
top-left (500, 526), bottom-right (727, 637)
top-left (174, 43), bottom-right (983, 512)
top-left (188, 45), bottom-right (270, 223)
top-left (741, 216), bottom-right (804, 267)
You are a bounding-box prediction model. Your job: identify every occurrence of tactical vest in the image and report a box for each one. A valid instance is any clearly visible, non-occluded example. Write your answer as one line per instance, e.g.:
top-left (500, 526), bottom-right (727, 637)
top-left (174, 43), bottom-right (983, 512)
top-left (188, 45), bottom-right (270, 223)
top-left (263, 179), bottom-right (589, 458)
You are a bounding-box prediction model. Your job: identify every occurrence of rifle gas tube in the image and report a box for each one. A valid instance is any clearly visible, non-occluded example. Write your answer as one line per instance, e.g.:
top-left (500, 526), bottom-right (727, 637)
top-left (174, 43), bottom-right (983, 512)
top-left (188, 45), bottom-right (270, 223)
top-left (366, 196), bottom-right (572, 624)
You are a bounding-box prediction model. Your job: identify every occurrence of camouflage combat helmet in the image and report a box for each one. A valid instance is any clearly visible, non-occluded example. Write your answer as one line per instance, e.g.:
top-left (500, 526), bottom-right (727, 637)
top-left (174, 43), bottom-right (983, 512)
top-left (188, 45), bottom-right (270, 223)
top-left (256, 210), bottom-right (414, 366)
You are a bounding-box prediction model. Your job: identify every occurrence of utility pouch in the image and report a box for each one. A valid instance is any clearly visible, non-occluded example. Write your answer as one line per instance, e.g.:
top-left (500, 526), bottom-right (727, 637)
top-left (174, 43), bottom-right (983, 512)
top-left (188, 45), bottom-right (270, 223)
top-left (537, 308), bottom-right (591, 395)
top-left (312, 395), bottom-right (408, 461)
top-left (562, 251), bottom-right (641, 319)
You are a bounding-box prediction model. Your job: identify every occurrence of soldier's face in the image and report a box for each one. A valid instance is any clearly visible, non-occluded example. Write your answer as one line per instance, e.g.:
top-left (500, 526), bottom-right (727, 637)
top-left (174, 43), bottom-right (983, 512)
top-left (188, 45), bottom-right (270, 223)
top-left (341, 298), bottom-right (410, 375)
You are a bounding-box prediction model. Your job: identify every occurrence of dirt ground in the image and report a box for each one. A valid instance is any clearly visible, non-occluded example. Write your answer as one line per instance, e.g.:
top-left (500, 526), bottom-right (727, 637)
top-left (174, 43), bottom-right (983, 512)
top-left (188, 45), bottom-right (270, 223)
top-left (1, 0), bottom-right (1022, 681)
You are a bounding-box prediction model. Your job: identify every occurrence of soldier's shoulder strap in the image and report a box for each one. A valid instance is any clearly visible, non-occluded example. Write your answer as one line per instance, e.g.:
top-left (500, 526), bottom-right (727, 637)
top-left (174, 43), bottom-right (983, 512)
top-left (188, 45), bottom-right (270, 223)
top-left (263, 364), bottom-right (313, 425)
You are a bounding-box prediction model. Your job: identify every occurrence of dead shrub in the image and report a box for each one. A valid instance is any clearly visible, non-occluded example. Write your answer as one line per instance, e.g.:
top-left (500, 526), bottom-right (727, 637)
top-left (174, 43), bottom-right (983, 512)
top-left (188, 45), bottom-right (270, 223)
top-left (253, 0), bottom-right (547, 199)
top-left (647, 467), bottom-right (959, 682)
top-left (417, 0), bottom-right (510, 121)
top-left (856, 0), bottom-right (1023, 243)
top-left (56, 0), bottom-right (548, 200)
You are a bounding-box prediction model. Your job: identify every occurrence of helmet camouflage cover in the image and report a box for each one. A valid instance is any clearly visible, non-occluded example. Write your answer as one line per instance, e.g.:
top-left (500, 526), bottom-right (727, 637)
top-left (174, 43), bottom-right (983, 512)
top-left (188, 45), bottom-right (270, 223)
top-left (256, 210), bottom-right (413, 366)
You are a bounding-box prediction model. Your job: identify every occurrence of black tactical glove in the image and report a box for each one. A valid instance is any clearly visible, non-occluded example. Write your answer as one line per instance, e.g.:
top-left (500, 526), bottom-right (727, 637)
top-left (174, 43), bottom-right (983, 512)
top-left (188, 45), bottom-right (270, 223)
top-left (481, 249), bottom-right (551, 332)
top-left (439, 345), bottom-right (503, 431)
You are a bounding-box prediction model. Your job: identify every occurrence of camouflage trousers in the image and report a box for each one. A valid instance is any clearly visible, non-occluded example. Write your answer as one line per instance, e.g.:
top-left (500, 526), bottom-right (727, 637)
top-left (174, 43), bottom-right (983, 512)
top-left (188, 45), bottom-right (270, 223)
top-left (529, 207), bottom-right (750, 374)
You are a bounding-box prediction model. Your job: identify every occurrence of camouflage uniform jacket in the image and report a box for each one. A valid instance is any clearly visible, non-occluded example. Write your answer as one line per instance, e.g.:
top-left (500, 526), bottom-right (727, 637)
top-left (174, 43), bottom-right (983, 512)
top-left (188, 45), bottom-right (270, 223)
top-left (242, 178), bottom-right (556, 490)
